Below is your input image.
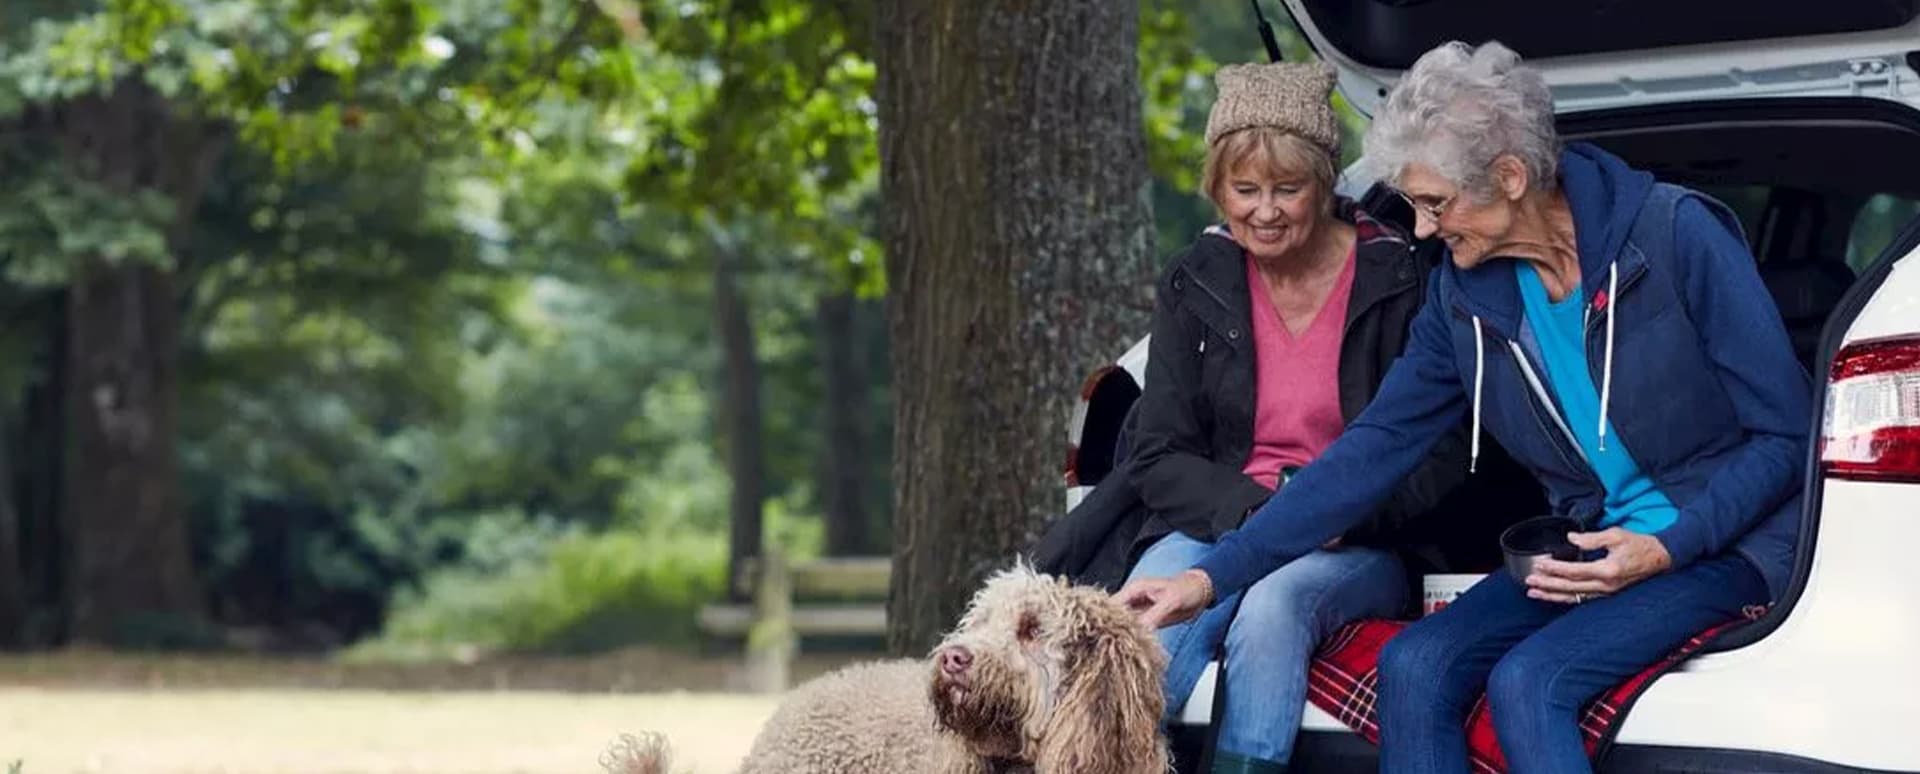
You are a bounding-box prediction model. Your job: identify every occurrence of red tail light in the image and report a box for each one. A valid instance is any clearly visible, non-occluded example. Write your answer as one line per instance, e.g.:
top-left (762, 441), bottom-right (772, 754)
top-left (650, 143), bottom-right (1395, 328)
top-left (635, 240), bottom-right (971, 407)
top-left (1822, 335), bottom-right (1920, 483)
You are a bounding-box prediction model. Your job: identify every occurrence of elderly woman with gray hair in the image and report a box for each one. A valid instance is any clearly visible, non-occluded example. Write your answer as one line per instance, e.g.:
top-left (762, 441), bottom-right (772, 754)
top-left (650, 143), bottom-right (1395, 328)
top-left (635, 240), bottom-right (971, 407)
top-left (1120, 42), bottom-right (1810, 773)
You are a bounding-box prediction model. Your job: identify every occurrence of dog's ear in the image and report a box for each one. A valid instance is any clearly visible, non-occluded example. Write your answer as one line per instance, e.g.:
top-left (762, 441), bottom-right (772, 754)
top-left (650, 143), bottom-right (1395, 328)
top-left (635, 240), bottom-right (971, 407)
top-left (1035, 624), bottom-right (1168, 774)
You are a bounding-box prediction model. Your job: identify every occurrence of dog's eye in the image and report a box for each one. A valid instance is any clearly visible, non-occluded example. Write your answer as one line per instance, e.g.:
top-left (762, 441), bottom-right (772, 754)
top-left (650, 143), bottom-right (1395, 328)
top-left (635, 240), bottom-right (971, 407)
top-left (1016, 611), bottom-right (1040, 643)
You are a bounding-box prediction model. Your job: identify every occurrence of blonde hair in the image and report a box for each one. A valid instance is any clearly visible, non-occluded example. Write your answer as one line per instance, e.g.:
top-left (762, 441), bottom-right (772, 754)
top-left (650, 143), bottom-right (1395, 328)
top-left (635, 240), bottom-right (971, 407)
top-left (1201, 126), bottom-right (1338, 214)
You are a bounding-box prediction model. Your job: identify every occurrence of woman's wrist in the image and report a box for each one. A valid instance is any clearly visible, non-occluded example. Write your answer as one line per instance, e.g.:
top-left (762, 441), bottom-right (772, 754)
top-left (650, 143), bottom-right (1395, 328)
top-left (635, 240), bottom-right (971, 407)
top-left (1182, 568), bottom-right (1216, 607)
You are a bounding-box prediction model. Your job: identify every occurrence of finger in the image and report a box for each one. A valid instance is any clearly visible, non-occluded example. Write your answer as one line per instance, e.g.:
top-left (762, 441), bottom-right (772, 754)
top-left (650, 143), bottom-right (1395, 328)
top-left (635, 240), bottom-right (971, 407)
top-left (1567, 528), bottom-right (1626, 550)
top-left (1532, 555), bottom-right (1619, 583)
top-left (1524, 570), bottom-right (1613, 595)
top-left (1141, 598), bottom-right (1178, 628)
top-left (1113, 582), bottom-right (1157, 608)
top-left (1526, 587), bottom-right (1602, 605)
top-left (1129, 594), bottom-right (1159, 625)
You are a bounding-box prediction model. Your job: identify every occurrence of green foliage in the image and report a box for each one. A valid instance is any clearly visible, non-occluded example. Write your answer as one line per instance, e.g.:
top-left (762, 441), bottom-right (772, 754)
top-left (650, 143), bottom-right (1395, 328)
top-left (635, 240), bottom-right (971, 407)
top-left (0, 166), bottom-right (176, 284)
top-left (174, 128), bottom-right (505, 638)
top-left (349, 424), bottom-right (827, 657)
top-left (0, 0), bottom-right (1244, 657)
top-left (0, 0), bottom-right (644, 290)
top-left (1139, 0), bottom-right (1215, 193)
top-left (348, 527), bottom-right (724, 658)
top-left (1140, 0), bottom-right (1373, 258)
top-left (630, 0), bottom-right (881, 294)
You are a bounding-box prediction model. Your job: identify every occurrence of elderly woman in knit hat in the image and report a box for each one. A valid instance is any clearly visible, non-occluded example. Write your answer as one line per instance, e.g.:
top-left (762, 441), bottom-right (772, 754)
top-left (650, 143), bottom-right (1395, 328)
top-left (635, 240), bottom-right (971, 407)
top-left (1122, 42), bottom-right (1810, 773)
top-left (1115, 61), bottom-right (1468, 774)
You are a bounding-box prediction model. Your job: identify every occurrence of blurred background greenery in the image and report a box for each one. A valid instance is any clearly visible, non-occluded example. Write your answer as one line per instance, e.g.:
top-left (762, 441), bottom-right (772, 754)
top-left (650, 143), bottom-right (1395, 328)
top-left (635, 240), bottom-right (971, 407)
top-left (0, 0), bottom-right (1359, 662)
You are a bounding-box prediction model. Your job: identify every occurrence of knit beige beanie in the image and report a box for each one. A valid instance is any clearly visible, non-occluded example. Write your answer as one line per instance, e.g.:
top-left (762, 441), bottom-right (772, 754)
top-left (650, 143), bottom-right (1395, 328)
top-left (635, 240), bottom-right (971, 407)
top-left (1205, 61), bottom-right (1341, 157)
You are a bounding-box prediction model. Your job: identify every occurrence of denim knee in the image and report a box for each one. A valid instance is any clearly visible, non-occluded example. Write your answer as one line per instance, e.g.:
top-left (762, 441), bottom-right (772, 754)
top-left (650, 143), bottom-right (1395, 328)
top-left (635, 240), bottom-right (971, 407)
top-left (1487, 645), bottom-right (1569, 720)
top-left (1379, 624), bottom-right (1474, 711)
top-left (1223, 581), bottom-right (1316, 659)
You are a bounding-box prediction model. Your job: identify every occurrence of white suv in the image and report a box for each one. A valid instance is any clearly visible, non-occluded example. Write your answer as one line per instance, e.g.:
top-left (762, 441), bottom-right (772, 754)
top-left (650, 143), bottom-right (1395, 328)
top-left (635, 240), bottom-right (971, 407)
top-left (1063, 3), bottom-right (1920, 771)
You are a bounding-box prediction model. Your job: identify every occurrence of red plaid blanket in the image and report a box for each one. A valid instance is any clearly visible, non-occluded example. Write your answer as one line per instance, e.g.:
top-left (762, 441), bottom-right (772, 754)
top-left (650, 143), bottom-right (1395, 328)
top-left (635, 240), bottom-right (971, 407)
top-left (1304, 612), bottom-right (1761, 773)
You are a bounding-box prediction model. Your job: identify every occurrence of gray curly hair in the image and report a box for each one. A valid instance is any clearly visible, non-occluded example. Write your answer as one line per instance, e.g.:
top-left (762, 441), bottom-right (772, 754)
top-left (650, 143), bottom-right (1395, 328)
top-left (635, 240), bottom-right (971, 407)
top-left (1364, 41), bottom-right (1560, 199)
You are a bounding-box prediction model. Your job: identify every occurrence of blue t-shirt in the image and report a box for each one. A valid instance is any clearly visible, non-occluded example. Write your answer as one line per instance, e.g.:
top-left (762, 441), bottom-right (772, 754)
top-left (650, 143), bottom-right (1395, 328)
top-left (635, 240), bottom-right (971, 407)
top-left (1515, 262), bottom-right (1679, 533)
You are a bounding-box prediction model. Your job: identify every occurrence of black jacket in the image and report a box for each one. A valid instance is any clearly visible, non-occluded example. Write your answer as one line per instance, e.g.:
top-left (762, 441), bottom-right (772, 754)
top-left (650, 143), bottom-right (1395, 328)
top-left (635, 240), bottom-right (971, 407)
top-left (1033, 200), bottom-right (1485, 589)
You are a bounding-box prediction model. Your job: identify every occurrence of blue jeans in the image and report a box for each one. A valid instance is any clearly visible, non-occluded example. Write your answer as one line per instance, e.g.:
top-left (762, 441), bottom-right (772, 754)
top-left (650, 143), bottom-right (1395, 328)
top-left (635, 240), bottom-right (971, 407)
top-left (1127, 531), bottom-right (1408, 764)
top-left (1377, 553), bottom-right (1768, 774)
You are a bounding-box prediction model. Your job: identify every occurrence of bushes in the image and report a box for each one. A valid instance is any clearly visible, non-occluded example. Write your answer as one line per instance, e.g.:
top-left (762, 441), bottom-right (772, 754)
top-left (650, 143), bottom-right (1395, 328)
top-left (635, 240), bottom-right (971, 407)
top-left (347, 449), bottom-right (828, 659)
top-left (347, 529), bottom-right (725, 660)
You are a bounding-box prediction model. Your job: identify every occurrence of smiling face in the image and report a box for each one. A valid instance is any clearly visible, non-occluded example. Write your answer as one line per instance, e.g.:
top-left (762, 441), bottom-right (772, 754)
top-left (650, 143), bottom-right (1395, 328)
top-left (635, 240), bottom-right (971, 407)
top-left (1398, 155), bottom-right (1539, 270)
top-left (1204, 128), bottom-right (1337, 265)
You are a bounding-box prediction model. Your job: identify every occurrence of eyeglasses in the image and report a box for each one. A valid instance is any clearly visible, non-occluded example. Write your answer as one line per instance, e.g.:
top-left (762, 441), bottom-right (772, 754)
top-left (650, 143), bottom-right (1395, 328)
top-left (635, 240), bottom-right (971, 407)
top-left (1394, 188), bottom-right (1457, 223)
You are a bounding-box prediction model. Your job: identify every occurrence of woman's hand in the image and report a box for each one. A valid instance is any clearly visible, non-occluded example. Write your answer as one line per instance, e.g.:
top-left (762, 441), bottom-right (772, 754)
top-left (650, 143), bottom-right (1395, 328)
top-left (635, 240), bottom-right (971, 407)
top-left (1115, 569), bottom-right (1215, 629)
top-left (1525, 527), bottom-right (1673, 604)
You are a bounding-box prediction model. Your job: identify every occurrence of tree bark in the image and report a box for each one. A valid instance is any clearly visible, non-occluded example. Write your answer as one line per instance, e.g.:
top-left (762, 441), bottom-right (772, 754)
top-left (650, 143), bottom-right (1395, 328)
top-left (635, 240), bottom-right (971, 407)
top-left (64, 262), bottom-right (201, 640)
top-left (817, 290), bottom-right (873, 556)
top-left (41, 80), bottom-right (225, 641)
top-left (0, 413), bottom-right (24, 648)
top-left (875, 0), bottom-right (1156, 655)
top-left (17, 293), bottom-right (69, 647)
top-left (713, 242), bottom-right (767, 599)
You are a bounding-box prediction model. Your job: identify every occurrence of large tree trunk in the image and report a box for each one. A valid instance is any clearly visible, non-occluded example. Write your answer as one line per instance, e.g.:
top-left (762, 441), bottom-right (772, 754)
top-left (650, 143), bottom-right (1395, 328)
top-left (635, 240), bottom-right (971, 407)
top-left (44, 81), bottom-right (225, 642)
top-left (818, 290), bottom-right (873, 556)
top-left (17, 294), bottom-right (69, 647)
top-left (875, 0), bottom-right (1155, 655)
top-left (0, 413), bottom-right (24, 647)
top-left (713, 243), bottom-right (767, 599)
top-left (64, 263), bottom-right (201, 640)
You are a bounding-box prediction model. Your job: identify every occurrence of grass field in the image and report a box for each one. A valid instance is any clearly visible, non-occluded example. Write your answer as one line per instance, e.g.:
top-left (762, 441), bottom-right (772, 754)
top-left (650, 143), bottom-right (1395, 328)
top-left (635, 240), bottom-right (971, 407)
top-left (0, 688), bottom-right (775, 774)
top-left (0, 648), bottom-right (875, 774)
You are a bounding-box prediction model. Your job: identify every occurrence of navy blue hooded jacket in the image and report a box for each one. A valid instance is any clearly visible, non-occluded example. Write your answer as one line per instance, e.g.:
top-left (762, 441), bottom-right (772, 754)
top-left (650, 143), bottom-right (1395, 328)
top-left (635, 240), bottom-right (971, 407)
top-left (1193, 143), bottom-right (1812, 600)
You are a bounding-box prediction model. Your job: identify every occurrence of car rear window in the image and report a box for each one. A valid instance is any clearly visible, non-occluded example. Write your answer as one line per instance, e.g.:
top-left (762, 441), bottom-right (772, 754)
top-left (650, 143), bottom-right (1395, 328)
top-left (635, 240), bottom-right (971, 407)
top-left (1847, 194), bottom-right (1920, 272)
top-left (1693, 184), bottom-right (1771, 248)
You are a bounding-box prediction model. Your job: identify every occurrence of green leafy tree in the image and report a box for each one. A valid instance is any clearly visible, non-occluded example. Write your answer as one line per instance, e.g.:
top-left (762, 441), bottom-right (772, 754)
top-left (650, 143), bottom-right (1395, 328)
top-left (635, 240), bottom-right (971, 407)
top-left (0, 0), bottom-right (641, 643)
top-left (630, 0), bottom-right (881, 587)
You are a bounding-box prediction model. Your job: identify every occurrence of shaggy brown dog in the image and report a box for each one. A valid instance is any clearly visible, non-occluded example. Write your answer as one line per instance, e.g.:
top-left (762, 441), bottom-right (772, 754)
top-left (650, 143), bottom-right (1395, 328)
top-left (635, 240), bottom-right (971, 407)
top-left (609, 565), bottom-right (1168, 774)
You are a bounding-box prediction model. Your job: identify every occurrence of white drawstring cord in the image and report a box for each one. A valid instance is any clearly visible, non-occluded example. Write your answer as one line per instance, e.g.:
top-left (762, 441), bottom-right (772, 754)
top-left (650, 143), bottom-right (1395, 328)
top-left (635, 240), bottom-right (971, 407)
top-left (1598, 262), bottom-right (1619, 452)
top-left (1470, 315), bottom-right (1485, 474)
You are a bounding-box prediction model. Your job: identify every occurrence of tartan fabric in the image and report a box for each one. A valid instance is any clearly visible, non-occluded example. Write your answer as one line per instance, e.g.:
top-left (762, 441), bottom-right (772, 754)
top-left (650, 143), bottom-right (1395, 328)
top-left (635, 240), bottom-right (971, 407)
top-left (1304, 613), bottom-right (1759, 772)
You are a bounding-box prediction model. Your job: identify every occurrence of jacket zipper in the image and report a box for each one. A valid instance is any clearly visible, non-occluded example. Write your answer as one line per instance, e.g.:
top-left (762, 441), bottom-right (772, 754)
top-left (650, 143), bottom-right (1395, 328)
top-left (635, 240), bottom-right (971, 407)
top-left (1578, 259), bottom-right (1647, 446)
top-left (1505, 342), bottom-right (1611, 528)
top-left (1459, 314), bottom-right (1608, 496)
top-left (1581, 260), bottom-right (1646, 355)
top-left (1503, 339), bottom-right (1592, 474)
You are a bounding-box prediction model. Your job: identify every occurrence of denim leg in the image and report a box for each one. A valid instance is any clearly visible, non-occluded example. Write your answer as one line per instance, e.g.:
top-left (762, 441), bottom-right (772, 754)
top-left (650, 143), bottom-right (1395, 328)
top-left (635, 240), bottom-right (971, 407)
top-left (1126, 532), bottom-right (1230, 717)
top-left (1486, 554), bottom-right (1769, 774)
top-left (1215, 547), bottom-right (1409, 764)
top-left (1377, 571), bottom-right (1565, 774)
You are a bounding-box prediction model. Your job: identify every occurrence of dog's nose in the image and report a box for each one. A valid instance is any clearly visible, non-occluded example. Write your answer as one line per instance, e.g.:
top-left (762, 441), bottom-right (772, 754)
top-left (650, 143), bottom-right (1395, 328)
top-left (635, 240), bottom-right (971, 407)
top-left (938, 646), bottom-right (973, 676)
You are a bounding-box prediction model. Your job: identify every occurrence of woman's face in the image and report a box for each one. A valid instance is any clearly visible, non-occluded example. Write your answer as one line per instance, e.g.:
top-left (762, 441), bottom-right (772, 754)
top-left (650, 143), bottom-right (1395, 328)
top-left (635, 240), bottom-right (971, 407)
top-left (1218, 162), bottom-right (1331, 264)
top-left (1399, 162), bottom-right (1518, 270)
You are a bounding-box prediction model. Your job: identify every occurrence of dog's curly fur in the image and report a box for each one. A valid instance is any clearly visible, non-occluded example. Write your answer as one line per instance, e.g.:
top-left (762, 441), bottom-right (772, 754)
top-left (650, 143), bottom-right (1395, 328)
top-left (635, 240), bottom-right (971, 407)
top-left (613, 565), bottom-right (1168, 774)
